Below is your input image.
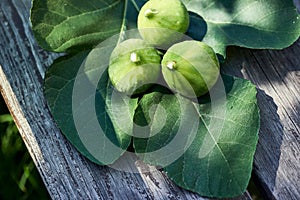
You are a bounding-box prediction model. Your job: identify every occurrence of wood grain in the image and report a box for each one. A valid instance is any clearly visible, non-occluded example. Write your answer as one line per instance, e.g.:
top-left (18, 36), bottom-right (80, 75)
top-left (0, 0), bottom-right (299, 199)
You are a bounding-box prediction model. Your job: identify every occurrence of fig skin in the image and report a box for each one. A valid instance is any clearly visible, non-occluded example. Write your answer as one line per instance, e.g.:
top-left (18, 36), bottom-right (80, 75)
top-left (137, 0), bottom-right (190, 47)
top-left (108, 39), bottom-right (161, 95)
top-left (161, 41), bottom-right (220, 98)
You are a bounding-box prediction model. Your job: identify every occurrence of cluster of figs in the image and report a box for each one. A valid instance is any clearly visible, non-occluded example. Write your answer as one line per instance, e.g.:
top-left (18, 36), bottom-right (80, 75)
top-left (108, 0), bottom-right (220, 98)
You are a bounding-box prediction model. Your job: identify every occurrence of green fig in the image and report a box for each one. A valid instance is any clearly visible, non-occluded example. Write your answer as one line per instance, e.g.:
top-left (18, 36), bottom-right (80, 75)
top-left (108, 39), bottom-right (161, 95)
top-left (137, 0), bottom-right (190, 47)
top-left (161, 40), bottom-right (220, 98)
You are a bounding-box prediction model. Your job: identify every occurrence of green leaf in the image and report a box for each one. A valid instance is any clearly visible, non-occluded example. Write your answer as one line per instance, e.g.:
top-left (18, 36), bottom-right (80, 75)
top-left (133, 75), bottom-right (260, 198)
top-left (0, 114), bottom-right (14, 123)
top-left (183, 0), bottom-right (300, 56)
top-left (133, 88), bottom-right (201, 166)
top-left (30, 0), bottom-right (144, 52)
top-left (44, 45), bottom-right (138, 165)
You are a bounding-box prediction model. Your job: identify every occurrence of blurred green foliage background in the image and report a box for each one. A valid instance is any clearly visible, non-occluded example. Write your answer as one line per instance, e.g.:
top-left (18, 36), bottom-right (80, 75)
top-left (0, 95), bottom-right (50, 200)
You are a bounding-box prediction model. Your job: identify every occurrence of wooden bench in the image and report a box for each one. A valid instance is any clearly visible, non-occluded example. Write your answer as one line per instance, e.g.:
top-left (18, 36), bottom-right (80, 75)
top-left (0, 0), bottom-right (299, 199)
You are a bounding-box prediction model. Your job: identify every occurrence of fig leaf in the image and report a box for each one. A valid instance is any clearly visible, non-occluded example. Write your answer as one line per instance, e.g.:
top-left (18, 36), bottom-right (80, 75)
top-left (182, 0), bottom-right (300, 56)
top-left (133, 75), bottom-right (260, 198)
top-left (30, 0), bottom-right (146, 52)
top-left (44, 47), bottom-right (138, 165)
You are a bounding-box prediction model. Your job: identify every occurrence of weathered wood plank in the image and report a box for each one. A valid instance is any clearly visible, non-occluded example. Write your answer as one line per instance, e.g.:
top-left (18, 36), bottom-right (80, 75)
top-left (0, 0), bottom-right (299, 199)
top-left (0, 0), bottom-right (251, 199)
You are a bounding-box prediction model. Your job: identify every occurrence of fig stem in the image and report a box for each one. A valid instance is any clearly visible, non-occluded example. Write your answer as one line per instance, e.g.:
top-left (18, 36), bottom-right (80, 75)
top-left (130, 52), bottom-right (140, 63)
top-left (167, 61), bottom-right (177, 70)
top-left (144, 8), bottom-right (158, 18)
